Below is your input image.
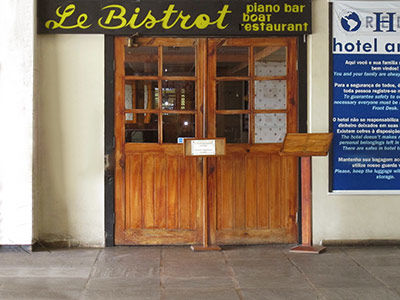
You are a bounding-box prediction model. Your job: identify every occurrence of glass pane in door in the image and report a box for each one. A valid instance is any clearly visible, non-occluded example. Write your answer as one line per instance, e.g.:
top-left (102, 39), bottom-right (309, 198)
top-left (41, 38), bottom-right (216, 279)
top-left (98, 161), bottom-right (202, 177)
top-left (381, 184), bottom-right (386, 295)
top-left (254, 46), bottom-right (287, 77)
top-left (254, 80), bottom-right (286, 110)
top-left (217, 47), bottom-right (248, 77)
top-left (125, 113), bottom-right (158, 143)
top-left (125, 80), bottom-right (159, 109)
top-left (217, 81), bottom-right (249, 110)
top-left (163, 46), bottom-right (195, 76)
top-left (216, 114), bottom-right (249, 143)
top-left (125, 46), bottom-right (158, 76)
top-left (254, 113), bottom-right (286, 143)
top-left (162, 81), bottom-right (195, 110)
top-left (163, 114), bottom-right (195, 143)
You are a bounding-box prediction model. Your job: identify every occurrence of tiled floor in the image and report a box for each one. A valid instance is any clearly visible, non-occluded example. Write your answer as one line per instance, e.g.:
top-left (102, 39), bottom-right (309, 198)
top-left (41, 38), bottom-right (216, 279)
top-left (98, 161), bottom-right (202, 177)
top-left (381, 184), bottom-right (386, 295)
top-left (0, 245), bottom-right (400, 299)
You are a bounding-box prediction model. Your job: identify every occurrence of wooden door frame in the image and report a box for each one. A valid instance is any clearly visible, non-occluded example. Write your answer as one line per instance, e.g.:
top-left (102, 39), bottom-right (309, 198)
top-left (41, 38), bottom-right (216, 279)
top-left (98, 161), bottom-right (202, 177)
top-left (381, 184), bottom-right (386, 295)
top-left (104, 36), bottom-right (308, 247)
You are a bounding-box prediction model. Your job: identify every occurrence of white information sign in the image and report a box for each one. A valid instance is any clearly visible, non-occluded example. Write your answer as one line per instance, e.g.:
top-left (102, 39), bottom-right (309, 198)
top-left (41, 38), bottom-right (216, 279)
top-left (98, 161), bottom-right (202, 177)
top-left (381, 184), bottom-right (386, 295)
top-left (191, 140), bottom-right (216, 156)
top-left (331, 1), bottom-right (400, 191)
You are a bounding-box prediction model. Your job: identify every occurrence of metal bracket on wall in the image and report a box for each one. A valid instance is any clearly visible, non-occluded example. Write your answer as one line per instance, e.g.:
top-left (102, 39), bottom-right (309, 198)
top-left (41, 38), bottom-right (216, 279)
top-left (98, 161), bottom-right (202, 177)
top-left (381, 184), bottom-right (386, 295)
top-left (128, 33), bottom-right (140, 48)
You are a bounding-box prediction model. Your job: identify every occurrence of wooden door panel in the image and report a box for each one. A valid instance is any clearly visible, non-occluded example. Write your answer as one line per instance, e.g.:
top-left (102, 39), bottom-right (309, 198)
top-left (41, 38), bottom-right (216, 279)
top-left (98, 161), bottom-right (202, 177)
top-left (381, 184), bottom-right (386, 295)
top-left (125, 153), bottom-right (142, 229)
top-left (114, 37), bottom-right (203, 245)
top-left (215, 154), bottom-right (297, 231)
top-left (122, 150), bottom-right (202, 244)
top-left (214, 153), bottom-right (298, 244)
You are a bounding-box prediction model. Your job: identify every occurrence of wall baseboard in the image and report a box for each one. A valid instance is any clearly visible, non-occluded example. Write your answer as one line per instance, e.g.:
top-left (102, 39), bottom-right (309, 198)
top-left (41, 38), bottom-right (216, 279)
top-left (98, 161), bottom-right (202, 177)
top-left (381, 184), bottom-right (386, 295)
top-left (322, 239), bottom-right (400, 246)
top-left (0, 245), bottom-right (33, 253)
top-left (33, 240), bottom-right (104, 250)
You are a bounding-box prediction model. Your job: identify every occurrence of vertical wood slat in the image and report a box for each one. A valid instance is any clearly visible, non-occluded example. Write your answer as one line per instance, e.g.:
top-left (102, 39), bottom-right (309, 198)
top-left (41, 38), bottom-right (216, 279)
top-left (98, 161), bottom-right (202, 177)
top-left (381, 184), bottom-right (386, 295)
top-left (180, 157), bottom-right (191, 230)
top-left (245, 156), bottom-right (258, 229)
top-left (216, 157), bottom-right (223, 230)
top-left (281, 157), bottom-right (289, 229)
top-left (283, 156), bottom-right (298, 230)
top-left (208, 157), bottom-right (218, 245)
top-left (257, 155), bottom-right (270, 229)
top-left (269, 154), bottom-right (281, 229)
top-left (190, 158), bottom-right (199, 230)
top-left (154, 155), bottom-right (167, 229)
top-left (217, 157), bottom-right (234, 230)
top-left (234, 156), bottom-right (246, 230)
top-left (167, 156), bottom-right (179, 229)
top-left (142, 154), bottom-right (155, 228)
top-left (126, 154), bottom-right (142, 229)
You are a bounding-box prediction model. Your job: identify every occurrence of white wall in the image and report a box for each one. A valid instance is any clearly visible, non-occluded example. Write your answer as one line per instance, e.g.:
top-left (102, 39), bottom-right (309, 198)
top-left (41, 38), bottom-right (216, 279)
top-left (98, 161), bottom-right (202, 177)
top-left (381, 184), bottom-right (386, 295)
top-left (0, 0), bottom-right (34, 245)
top-left (309, 0), bottom-right (400, 244)
top-left (37, 35), bottom-right (105, 247)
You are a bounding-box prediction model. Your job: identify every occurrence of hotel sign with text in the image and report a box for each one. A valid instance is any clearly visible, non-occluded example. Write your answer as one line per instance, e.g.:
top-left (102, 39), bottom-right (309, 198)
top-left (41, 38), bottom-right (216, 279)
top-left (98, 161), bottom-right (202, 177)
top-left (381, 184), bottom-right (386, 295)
top-left (37, 0), bottom-right (311, 36)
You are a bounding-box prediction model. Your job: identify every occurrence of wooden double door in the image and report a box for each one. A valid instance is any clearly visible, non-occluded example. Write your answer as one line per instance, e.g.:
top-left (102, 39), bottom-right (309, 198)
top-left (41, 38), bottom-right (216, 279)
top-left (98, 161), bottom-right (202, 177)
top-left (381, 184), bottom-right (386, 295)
top-left (114, 37), bottom-right (298, 245)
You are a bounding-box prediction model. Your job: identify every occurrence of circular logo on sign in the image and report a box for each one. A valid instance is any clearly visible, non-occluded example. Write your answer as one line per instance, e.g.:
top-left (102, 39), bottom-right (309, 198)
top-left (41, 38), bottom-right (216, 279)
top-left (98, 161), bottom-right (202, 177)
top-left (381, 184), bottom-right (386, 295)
top-left (341, 12), bottom-right (362, 32)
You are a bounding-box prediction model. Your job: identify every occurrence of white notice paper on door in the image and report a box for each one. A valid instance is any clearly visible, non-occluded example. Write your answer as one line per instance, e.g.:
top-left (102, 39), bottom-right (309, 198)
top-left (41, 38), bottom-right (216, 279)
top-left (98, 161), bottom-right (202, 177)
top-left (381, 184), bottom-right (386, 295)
top-left (191, 140), bottom-right (216, 156)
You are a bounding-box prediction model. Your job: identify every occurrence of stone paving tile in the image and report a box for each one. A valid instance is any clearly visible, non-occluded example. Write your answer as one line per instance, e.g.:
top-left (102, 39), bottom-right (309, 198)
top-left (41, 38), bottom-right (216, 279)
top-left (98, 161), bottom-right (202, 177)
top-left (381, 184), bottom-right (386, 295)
top-left (163, 288), bottom-right (239, 300)
top-left (0, 277), bottom-right (87, 291)
top-left (97, 246), bottom-right (161, 260)
top-left (303, 270), bottom-right (383, 289)
top-left (1, 245), bottom-right (400, 299)
top-left (0, 249), bottom-right (99, 278)
top-left (363, 266), bottom-right (400, 287)
top-left (86, 277), bottom-right (160, 290)
top-left (320, 287), bottom-right (400, 300)
top-left (0, 249), bottom-right (99, 267)
top-left (344, 246), bottom-right (400, 267)
top-left (235, 272), bottom-right (310, 289)
top-left (228, 254), bottom-right (311, 290)
top-left (286, 250), bottom-right (385, 289)
top-left (351, 255), bottom-right (400, 267)
top-left (162, 275), bottom-right (235, 289)
top-left (286, 249), bottom-right (357, 272)
top-left (0, 289), bottom-right (82, 300)
top-left (91, 248), bottom-right (160, 279)
top-left (0, 266), bottom-right (93, 278)
top-left (222, 245), bottom-right (290, 261)
top-left (240, 287), bottom-right (321, 300)
top-left (163, 259), bottom-right (230, 278)
top-left (343, 246), bottom-right (400, 257)
top-left (81, 287), bottom-right (161, 300)
top-left (228, 258), bottom-right (297, 276)
top-left (394, 287), bottom-right (400, 297)
top-left (91, 261), bottom-right (160, 279)
top-left (162, 246), bottom-right (226, 264)
top-left (341, 247), bottom-right (400, 288)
